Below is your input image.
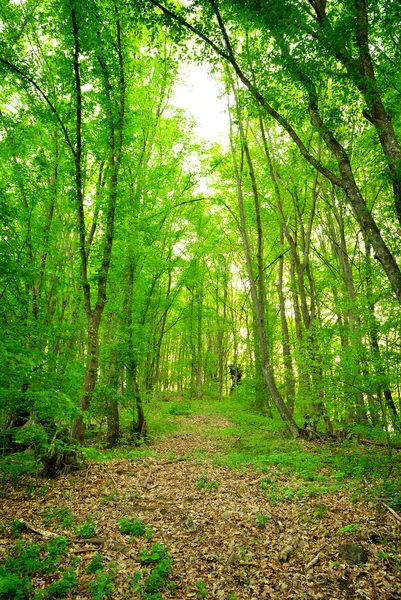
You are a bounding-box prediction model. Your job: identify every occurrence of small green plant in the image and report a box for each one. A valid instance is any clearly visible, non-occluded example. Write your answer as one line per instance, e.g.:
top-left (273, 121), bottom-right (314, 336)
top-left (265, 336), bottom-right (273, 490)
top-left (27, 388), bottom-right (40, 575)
top-left (196, 579), bottom-right (207, 598)
top-left (10, 519), bottom-right (26, 539)
top-left (142, 558), bottom-right (171, 595)
top-left (74, 519), bottom-right (97, 539)
top-left (134, 544), bottom-right (172, 599)
top-left (25, 483), bottom-right (47, 500)
top-left (255, 514), bottom-right (270, 529)
top-left (313, 505), bottom-right (326, 520)
top-left (0, 537), bottom-right (75, 599)
top-left (138, 544), bottom-right (169, 565)
top-left (86, 553), bottom-right (104, 574)
top-left (337, 523), bottom-right (359, 534)
top-left (100, 490), bottom-right (118, 504)
top-left (41, 507), bottom-right (74, 529)
top-left (36, 565), bottom-right (78, 598)
top-left (227, 594), bottom-right (239, 600)
top-left (118, 517), bottom-right (148, 537)
top-left (86, 566), bottom-right (117, 600)
top-left (234, 571), bottom-right (250, 585)
top-left (196, 477), bottom-right (220, 491)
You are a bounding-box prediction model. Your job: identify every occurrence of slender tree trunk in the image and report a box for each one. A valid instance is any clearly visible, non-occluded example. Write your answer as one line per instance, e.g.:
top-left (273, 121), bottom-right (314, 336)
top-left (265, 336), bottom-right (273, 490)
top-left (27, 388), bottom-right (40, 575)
top-left (227, 82), bottom-right (300, 437)
top-left (277, 222), bottom-right (295, 415)
top-left (71, 6), bottom-right (125, 443)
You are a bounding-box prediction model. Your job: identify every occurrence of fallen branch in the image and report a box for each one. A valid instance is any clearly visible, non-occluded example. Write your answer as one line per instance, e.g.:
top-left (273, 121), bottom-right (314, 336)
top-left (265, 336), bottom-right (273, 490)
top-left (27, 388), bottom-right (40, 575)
top-left (157, 457), bottom-right (188, 467)
top-left (380, 502), bottom-right (401, 524)
top-left (305, 552), bottom-right (320, 571)
top-left (359, 439), bottom-right (401, 449)
top-left (19, 520), bottom-right (58, 539)
top-left (17, 521), bottom-right (130, 554)
top-left (99, 463), bottom-right (118, 486)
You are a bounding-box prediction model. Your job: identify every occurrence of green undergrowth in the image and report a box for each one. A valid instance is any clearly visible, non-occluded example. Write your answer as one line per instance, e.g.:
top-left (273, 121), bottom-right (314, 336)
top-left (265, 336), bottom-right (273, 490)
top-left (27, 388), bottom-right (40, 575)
top-left (140, 392), bottom-right (401, 509)
top-left (0, 517), bottom-right (174, 600)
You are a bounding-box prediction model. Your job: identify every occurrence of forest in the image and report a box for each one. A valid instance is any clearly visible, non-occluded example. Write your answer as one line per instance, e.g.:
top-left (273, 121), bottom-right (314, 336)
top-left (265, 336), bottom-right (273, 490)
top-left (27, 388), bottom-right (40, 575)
top-left (1, 1), bottom-right (401, 599)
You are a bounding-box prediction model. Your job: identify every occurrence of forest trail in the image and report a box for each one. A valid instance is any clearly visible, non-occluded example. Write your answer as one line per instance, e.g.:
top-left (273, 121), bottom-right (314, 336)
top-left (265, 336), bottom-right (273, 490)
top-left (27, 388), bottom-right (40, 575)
top-left (1, 413), bottom-right (400, 599)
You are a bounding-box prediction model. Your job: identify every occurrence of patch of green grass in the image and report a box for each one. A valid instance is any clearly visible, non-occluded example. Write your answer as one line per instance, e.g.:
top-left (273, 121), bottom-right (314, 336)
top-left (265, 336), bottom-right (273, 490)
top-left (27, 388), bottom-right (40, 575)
top-left (167, 404), bottom-right (192, 416)
top-left (255, 514), bottom-right (270, 529)
top-left (196, 475), bottom-right (220, 491)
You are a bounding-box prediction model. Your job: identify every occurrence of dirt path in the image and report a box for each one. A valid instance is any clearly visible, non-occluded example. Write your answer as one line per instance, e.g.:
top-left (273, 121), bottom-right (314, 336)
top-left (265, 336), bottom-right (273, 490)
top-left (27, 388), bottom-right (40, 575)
top-left (1, 415), bottom-right (400, 599)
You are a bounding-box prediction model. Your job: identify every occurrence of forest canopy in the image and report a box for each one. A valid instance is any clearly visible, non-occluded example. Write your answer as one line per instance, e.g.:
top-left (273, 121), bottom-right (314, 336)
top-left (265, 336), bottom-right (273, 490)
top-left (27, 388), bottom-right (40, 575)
top-left (1, 0), bottom-right (401, 467)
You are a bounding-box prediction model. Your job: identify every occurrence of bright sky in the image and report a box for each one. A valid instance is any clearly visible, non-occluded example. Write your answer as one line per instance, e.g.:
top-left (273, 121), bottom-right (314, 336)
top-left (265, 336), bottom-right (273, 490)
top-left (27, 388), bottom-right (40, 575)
top-left (173, 62), bottom-right (229, 144)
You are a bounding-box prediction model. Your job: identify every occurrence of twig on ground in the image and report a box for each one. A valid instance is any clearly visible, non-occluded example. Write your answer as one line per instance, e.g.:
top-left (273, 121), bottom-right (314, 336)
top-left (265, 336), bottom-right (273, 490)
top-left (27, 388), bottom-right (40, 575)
top-left (18, 521), bottom-right (130, 554)
top-left (99, 463), bottom-right (118, 486)
top-left (249, 474), bottom-right (270, 486)
top-left (305, 552), bottom-right (320, 571)
top-left (380, 501), bottom-right (401, 524)
top-left (19, 520), bottom-right (58, 539)
top-left (157, 457), bottom-right (188, 467)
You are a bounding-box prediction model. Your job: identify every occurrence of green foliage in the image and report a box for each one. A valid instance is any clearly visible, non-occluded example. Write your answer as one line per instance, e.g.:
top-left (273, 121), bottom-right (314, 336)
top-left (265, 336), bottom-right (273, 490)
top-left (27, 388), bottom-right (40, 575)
top-left (196, 579), bottom-right (207, 598)
top-left (100, 490), bottom-right (118, 504)
top-left (167, 404), bottom-right (192, 416)
top-left (13, 425), bottom-right (47, 457)
top-left (0, 571), bottom-right (32, 600)
top-left (41, 507), bottom-right (74, 529)
top-left (86, 553), bottom-right (104, 574)
top-left (74, 520), bottom-right (97, 539)
top-left (0, 537), bottom-right (75, 600)
top-left (196, 476), bottom-right (220, 490)
top-left (337, 523), bottom-right (359, 534)
top-left (133, 544), bottom-right (172, 599)
top-left (138, 544), bottom-right (169, 565)
top-left (0, 454), bottom-right (38, 486)
top-left (118, 517), bottom-right (149, 537)
top-left (35, 566), bottom-right (78, 599)
top-left (255, 514), bottom-right (270, 529)
top-left (9, 520), bottom-right (25, 539)
top-left (142, 558), bottom-right (171, 595)
top-left (86, 566), bottom-right (117, 600)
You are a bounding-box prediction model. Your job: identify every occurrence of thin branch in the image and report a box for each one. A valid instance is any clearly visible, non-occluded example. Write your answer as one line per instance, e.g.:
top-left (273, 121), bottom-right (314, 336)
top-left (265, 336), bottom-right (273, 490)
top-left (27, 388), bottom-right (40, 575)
top-left (0, 57), bottom-right (75, 155)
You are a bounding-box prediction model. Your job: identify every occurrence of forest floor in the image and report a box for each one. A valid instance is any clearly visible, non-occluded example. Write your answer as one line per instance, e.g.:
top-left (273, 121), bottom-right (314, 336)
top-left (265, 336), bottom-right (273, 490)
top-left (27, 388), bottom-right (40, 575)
top-left (1, 411), bottom-right (401, 599)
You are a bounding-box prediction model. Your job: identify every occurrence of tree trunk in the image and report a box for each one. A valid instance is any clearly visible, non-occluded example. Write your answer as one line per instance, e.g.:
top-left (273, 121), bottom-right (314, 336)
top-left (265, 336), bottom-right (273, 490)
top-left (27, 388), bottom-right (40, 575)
top-left (227, 80), bottom-right (300, 438)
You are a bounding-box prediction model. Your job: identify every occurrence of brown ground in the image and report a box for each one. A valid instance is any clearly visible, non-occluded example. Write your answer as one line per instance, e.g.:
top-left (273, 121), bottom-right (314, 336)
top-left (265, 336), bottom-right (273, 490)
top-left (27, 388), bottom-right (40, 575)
top-left (1, 414), bottom-right (400, 599)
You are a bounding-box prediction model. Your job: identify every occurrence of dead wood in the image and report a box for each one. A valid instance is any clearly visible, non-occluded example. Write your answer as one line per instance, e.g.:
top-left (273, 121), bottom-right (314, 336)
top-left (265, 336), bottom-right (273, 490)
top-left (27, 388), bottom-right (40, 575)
top-left (380, 501), bottom-right (401, 524)
top-left (305, 552), bottom-right (321, 571)
top-left (18, 521), bottom-right (130, 553)
top-left (359, 438), bottom-right (401, 449)
top-left (19, 520), bottom-right (59, 539)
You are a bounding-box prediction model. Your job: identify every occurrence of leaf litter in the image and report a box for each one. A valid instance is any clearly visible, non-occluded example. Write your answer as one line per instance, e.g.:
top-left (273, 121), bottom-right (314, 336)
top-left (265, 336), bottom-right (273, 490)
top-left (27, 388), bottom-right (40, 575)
top-left (1, 415), bottom-right (400, 599)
